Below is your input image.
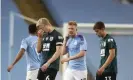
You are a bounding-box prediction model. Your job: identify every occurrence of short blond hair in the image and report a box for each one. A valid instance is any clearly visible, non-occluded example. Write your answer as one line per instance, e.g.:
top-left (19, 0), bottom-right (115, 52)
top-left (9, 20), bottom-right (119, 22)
top-left (36, 18), bottom-right (50, 27)
top-left (68, 21), bottom-right (77, 26)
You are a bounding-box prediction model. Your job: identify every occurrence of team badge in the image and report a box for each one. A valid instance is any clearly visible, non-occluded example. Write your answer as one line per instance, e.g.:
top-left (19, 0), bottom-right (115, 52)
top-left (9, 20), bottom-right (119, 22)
top-left (50, 37), bottom-right (54, 41)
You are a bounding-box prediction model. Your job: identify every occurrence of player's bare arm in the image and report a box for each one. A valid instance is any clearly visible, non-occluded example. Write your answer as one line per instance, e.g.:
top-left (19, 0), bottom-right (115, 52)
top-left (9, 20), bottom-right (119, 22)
top-left (61, 50), bottom-right (85, 64)
top-left (101, 48), bottom-right (115, 69)
top-left (47, 46), bottom-right (62, 65)
top-left (98, 48), bottom-right (115, 75)
top-left (69, 50), bottom-right (86, 60)
top-left (7, 48), bottom-right (25, 72)
top-left (37, 29), bottom-right (44, 53)
top-left (41, 46), bottom-right (62, 71)
top-left (61, 53), bottom-right (69, 64)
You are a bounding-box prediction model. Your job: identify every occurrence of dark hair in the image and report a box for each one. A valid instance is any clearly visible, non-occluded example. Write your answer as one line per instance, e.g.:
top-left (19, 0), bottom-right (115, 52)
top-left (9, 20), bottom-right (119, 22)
top-left (28, 24), bottom-right (37, 34)
top-left (93, 21), bottom-right (105, 30)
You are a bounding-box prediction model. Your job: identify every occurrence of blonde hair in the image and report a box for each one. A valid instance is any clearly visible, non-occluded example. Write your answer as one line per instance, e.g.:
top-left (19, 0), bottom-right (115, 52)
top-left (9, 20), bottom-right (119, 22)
top-left (68, 21), bottom-right (77, 26)
top-left (36, 18), bottom-right (50, 27)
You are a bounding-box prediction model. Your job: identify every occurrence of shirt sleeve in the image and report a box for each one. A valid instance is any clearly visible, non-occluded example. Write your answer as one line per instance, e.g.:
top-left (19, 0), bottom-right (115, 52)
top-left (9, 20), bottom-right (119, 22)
top-left (107, 38), bottom-right (115, 49)
top-left (56, 33), bottom-right (64, 46)
top-left (79, 36), bottom-right (87, 51)
top-left (20, 39), bottom-right (28, 50)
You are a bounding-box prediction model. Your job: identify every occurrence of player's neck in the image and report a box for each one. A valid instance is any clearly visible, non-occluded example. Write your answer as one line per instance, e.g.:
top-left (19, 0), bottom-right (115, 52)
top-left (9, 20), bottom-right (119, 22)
top-left (102, 32), bottom-right (107, 38)
top-left (71, 33), bottom-right (77, 38)
top-left (75, 33), bottom-right (78, 36)
top-left (48, 27), bottom-right (54, 33)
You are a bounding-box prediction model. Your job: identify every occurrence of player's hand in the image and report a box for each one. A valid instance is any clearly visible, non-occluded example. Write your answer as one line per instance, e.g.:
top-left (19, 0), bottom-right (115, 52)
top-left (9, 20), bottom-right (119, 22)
top-left (61, 58), bottom-right (70, 64)
top-left (37, 29), bottom-right (44, 38)
top-left (97, 67), bottom-right (105, 76)
top-left (7, 64), bottom-right (14, 72)
top-left (41, 63), bottom-right (50, 72)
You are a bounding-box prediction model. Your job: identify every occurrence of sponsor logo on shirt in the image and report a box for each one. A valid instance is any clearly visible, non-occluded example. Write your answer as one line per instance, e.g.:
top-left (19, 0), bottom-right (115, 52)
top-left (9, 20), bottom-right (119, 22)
top-left (43, 43), bottom-right (50, 51)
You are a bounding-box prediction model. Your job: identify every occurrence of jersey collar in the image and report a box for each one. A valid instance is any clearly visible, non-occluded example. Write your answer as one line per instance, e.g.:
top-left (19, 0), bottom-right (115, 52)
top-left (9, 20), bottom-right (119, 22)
top-left (48, 29), bottom-right (55, 35)
top-left (103, 34), bottom-right (109, 39)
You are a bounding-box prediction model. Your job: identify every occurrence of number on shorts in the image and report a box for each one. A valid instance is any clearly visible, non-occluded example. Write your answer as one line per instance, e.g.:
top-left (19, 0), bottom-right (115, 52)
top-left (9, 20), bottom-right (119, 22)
top-left (45, 75), bottom-right (50, 80)
top-left (105, 76), bottom-right (111, 80)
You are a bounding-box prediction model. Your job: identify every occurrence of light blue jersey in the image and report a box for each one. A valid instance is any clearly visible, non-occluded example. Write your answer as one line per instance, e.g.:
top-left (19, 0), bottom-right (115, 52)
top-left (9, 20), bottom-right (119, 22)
top-left (20, 35), bottom-right (41, 71)
top-left (66, 34), bottom-right (87, 70)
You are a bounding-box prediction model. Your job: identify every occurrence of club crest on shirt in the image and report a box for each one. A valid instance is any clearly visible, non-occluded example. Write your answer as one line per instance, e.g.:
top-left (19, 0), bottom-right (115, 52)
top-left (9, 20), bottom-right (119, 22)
top-left (101, 42), bottom-right (106, 47)
top-left (50, 37), bottom-right (54, 41)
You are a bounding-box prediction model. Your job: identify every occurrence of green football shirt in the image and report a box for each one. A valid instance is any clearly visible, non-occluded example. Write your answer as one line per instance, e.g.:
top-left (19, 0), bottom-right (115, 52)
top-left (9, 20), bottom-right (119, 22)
top-left (100, 34), bottom-right (117, 73)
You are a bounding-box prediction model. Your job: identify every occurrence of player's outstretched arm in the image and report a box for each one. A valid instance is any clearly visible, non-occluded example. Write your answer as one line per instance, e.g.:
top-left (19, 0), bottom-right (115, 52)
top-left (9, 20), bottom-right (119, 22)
top-left (7, 48), bottom-right (25, 72)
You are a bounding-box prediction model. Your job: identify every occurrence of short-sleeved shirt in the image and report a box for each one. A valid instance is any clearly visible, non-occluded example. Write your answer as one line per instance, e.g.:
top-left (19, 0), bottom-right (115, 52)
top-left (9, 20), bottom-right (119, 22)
top-left (100, 34), bottom-right (117, 73)
top-left (41, 29), bottom-right (63, 71)
top-left (20, 35), bottom-right (41, 71)
top-left (66, 34), bottom-right (87, 70)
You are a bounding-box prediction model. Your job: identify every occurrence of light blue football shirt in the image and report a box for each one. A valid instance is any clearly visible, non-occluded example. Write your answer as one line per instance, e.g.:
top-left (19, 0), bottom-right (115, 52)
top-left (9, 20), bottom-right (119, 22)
top-left (20, 35), bottom-right (41, 71)
top-left (66, 34), bottom-right (87, 70)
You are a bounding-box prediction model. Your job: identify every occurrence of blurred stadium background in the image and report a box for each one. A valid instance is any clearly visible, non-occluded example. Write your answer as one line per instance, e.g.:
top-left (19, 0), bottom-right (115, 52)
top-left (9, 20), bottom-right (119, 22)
top-left (1, 0), bottom-right (133, 80)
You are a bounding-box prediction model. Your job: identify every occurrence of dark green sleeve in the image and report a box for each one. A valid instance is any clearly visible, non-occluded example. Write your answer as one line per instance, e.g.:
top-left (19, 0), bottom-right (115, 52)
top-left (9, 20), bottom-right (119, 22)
top-left (107, 38), bottom-right (116, 49)
top-left (55, 33), bottom-right (64, 46)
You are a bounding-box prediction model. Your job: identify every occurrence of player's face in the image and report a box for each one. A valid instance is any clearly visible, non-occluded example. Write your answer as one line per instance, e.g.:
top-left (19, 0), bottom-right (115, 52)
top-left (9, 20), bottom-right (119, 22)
top-left (38, 24), bottom-right (49, 33)
top-left (94, 29), bottom-right (104, 37)
top-left (68, 25), bottom-right (77, 36)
